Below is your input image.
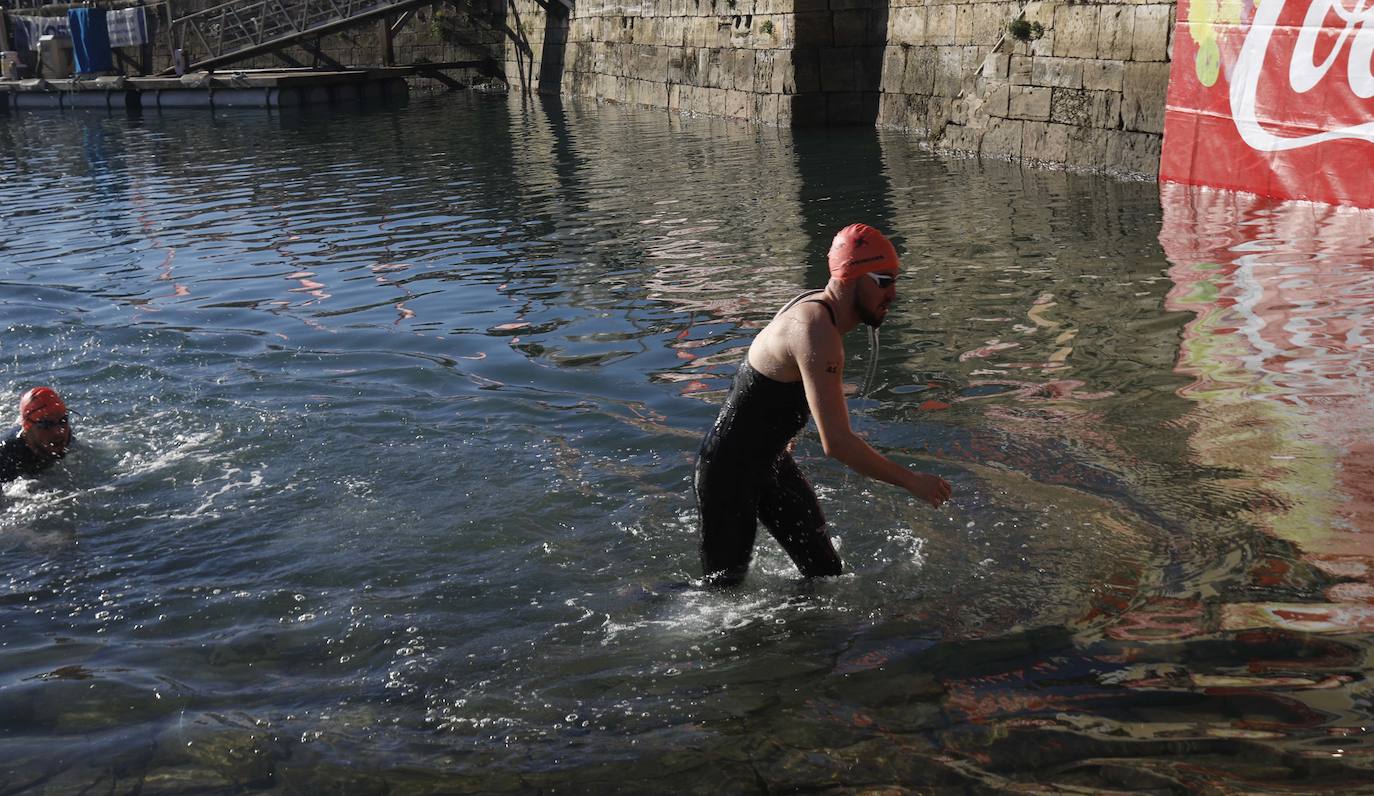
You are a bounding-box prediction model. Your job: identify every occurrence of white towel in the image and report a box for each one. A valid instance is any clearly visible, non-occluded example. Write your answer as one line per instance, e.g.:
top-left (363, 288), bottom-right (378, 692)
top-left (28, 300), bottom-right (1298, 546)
top-left (106, 7), bottom-right (148, 48)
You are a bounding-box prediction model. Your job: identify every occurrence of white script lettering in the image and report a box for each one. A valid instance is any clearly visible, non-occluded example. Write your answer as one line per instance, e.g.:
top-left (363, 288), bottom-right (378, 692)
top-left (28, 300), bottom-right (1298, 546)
top-left (1231, 0), bottom-right (1374, 149)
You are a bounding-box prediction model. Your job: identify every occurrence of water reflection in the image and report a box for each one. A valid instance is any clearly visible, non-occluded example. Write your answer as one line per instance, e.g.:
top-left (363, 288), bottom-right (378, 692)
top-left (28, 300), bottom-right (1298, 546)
top-left (1161, 182), bottom-right (1374, 609)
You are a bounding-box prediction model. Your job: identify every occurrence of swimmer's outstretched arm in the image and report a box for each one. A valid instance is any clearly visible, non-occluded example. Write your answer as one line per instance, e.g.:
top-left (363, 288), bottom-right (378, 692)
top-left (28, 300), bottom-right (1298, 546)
top-left (796, 324), bottom-right (951, 508)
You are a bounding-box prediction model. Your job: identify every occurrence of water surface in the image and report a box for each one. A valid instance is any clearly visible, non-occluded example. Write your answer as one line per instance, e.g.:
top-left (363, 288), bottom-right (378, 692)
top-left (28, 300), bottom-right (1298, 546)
top-left (2, 94), bottom-right (1373, 793)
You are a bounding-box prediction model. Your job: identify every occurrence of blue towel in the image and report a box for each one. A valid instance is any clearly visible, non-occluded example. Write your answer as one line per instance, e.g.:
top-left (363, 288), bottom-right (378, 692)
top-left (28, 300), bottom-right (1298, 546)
top-left (68, 8), bottom-right (113, 74)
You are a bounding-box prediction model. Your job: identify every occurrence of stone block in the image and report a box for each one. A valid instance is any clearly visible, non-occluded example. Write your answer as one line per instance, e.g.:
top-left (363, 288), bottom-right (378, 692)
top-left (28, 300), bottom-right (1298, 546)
top-left (941, 123), bottom-right (983, 154)
top-left (834, 10), bottom-right (875, 47)
top-left (773, 92), bottom-right (791, 124)
top-left (726, 88), bottom-right (750, 118)
top-left (956, 4), bottom-right (976, 45)
top-left (821, 47), bottom-right (858, 92)
top-left (729, 47), bottom-right (756, 91)
top-left (643, 78), bottom-right (672, 109)
top-left (1022, 120), bottom-right (1070, 162)
top-left (981, 118), bottom-right (1024, 158)
top-left (754, 49), bottom-right (776, 92)
top-left (1009, 85), bottom-right (1050, 120)
top-left (714, 17), bottom-right (735, 48)
top-left (1010, 54), bottom-right (1032, 86)
top-left (1031, 56), bottom-right (1083, 89)
top-left (857, 43), bottom-right (885, 88)
top-left (1052, 4), bottom-right (1098, 59)
top-left (982, 52), bottom-right (1010, 80)
top-left (1090, 89), bottom-right (1122, 129)
top-left (794, 50), bottom-right (822, 93)
top-left (1082, 58), bottom-right (1125, 92)
top-left (889, 7), bottom-right (925, 46)
top-left (906, 92), bottom-right (931, 132)
top-left (708, 85), bottom-right (728, 116)
top-left (984, 81), bottom-right (1010, 117)
top-left (685, 84), bottom-right (708, 114)
top-left (974, 3), bottom-right (1006, 43)
top-left (927, 5), bottom-right (956, 46)
top-left (666, 47), bottom-right (689, 83)
top-left (950, 95), bottom-right (972, 126)
top-left (1097, 5), bottom-right (1134, 59)
top-left (1025, 1), bottom-right (1055, 57)
top-left (935, 45), bottom-right (963, 96)
top-left (1049, 87), bottom-right (1091, 126)
top-left (879, 91), bottom-right (909, 127)
top-left (793, 12), bottom-right (833, 48)
top-left (1122, 60), bottom-right (1169, 133)
top-left (1132, 4), bottom-right (1171, 61)
top-left (903, 46), bottom-right (936, 95)
top-left (759, 92), bottom-right (781, 125)
top-left (751, 16), bottom-right (779, 47)
top-left (926, 95), bottom-right (954, 137)
top-left (1104, 129), bottom-right (1162, 176)
top-left (648, 45), bottom-right (673, 81)
top-left (1066, 125), bottom-right (1110, 169)
top-left (772, 49), bottom-right (795, 93)
top-left (882, 45), bottom-right (906, 84)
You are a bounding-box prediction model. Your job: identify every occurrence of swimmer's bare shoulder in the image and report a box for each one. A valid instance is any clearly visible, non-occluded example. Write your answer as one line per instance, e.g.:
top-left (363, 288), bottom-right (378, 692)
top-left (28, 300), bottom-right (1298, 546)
top-left (749, 301), bottom-right (834, 382)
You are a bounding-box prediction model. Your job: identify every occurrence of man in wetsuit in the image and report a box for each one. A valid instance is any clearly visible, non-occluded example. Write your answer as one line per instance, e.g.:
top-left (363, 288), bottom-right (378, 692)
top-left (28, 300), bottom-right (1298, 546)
top-left (695, 223), bottom-right (951, 586)
top-left (0, 387), bottom-right (74, 484)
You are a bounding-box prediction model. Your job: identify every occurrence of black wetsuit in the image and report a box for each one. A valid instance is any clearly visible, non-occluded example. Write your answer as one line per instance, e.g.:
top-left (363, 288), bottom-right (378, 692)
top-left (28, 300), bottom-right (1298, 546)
top-left (694, 291), bottom-right (843, 585)
top-left (0, 426), bottom-right (59, 484)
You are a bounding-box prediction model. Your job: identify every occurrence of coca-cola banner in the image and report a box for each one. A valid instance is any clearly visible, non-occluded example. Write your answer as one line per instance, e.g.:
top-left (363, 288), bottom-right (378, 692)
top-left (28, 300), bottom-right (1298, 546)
top-left (1162, 0), bottom-right (1374, 207)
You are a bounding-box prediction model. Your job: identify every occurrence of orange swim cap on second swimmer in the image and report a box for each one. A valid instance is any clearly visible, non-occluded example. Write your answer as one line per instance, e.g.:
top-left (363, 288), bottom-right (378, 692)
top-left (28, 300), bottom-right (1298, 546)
top-left (19, 387), bottom-right (67, 430)
top-left (827, 223), bottom-right (900, 281)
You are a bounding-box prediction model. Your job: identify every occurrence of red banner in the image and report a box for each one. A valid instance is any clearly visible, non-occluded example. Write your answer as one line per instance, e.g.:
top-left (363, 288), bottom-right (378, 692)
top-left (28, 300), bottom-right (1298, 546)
top-left (1162, 0), bottom-right (1374, 207)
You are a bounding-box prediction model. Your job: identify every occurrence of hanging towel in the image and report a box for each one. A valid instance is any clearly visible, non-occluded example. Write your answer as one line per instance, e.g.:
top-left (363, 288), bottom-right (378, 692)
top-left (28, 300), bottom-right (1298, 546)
top-left (106, 7), bottom-right (148, 49)
top-left (68, 8), bottom-right (113, 74)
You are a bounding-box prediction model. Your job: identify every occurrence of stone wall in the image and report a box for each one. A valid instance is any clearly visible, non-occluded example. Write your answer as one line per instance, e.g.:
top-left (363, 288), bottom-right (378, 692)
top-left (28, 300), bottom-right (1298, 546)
top-left (502, 0), bottom-right (806, 125)
top-left (117, 0), bottom-right (1174, 174)
top-left (498, 0), bottom-right (1175, 175)
top-left (900, 0), bottom-right (1174, 174)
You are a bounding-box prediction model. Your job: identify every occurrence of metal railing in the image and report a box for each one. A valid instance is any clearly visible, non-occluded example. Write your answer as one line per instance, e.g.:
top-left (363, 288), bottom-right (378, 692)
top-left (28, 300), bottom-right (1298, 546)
top-left (165, 0), bottom-right (430, 69)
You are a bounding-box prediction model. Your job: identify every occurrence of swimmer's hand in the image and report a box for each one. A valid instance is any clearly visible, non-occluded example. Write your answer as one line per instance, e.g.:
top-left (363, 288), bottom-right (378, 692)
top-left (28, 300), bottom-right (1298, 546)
top-left (906, 472), bottom-right (952, 508)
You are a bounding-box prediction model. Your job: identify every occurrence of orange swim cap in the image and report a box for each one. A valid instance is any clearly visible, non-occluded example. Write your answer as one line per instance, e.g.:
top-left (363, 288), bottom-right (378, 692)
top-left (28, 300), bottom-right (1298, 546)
top-left (19, 387), bottom-right (67, 430)
top-left (827, 223), bottom-right (900, 281)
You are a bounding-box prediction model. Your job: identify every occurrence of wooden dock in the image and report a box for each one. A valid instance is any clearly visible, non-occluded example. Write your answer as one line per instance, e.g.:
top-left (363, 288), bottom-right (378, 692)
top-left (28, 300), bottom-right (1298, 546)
top-left (0, 68), bottom-right (414, 110)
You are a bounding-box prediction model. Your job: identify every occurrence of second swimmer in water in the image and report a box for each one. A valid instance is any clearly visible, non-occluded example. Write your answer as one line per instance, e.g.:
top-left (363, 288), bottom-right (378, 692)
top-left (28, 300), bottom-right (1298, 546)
top-left (694, 223), bottom-right (951, 586)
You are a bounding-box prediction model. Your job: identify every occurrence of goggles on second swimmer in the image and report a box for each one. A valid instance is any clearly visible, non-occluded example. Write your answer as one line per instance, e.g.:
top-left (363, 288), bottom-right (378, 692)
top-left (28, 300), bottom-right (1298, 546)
top-left (29, 415), bottom-right (69, 430)
top-left (866, 272), bottom-right (898, 288)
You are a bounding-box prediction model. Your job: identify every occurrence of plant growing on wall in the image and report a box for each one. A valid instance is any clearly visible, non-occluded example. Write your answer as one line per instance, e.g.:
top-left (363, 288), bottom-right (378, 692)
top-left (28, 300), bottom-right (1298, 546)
top-left (759, 20), bottom-right (773, 35)
top-left (1007, 16), bottom-right (1044, 42)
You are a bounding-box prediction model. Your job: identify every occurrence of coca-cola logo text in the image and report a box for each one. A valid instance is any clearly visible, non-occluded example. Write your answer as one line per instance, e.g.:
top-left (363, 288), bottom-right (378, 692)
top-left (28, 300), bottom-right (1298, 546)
top-left (1231, 0), bottom-right (1374, 150)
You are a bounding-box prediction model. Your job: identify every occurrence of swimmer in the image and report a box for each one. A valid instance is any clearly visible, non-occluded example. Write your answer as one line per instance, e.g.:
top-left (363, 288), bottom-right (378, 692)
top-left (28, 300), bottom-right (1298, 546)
top-left (694, 224), bottom-right (951, 586)
top-left (0, 387), bottom-right (74, 484)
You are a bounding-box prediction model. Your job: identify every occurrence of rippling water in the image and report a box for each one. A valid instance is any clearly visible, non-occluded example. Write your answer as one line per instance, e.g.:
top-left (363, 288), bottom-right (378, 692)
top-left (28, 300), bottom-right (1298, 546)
top-left (3, 94), bottom-right (1373, 793)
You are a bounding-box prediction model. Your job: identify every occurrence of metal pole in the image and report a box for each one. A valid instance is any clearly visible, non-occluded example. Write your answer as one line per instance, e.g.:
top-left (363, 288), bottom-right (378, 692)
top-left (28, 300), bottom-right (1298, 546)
top-left (0, 4), bottom-right (11, 55)
top-left (379, 13), bottom-right (392, 66)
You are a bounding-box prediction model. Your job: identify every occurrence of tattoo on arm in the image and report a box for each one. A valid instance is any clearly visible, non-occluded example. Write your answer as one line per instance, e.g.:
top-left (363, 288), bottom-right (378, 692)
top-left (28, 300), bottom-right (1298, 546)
top-left (826, 362), bottom-right (839, 374)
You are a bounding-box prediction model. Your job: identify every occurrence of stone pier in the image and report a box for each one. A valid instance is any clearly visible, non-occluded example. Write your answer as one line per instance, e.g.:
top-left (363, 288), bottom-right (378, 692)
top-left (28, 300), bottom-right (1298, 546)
top-left (497, 0), bottom-right (1175, 175)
